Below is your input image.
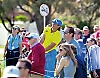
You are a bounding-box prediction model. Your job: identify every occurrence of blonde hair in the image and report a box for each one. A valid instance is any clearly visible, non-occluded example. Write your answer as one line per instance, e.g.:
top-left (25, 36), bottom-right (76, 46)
top-left (59, 44), bottom-right (78, 67)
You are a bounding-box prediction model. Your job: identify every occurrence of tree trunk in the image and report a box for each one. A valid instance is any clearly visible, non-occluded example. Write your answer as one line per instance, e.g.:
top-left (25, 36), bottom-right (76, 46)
top-left (33, 13), bottom-right (44, 35)
top-left (0, 15), bottom-right (11, 33)
top-left (33, 4), bottom-right (51, 35)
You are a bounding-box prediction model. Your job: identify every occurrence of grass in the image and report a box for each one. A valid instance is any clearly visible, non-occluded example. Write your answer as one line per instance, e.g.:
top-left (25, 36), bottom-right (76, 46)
top-left (0, 54), bottom-right (5, 77)
top-left (0, 45), bottom-right (4, 49)
top-left (0, 46), bottom-right (4, 77)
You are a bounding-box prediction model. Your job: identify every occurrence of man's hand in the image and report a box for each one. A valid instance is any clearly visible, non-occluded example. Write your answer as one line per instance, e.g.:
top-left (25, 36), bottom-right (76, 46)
top-left (93, 70), bottom-right (99, 78)
top-left (56, 53), bottom-right (61, 62)
top-left (4, 52), bottom-right (7, 58)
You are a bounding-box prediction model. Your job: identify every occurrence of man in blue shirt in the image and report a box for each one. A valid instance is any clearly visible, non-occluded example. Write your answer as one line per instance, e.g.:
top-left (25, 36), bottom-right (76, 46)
top-left (86, 38), bottom-right (100, 78)
top-left (74, 28), bottom-right (86, 59)
top-left (63, 26), bottom-right (86, 78)
top-left (82, 26), bottom-right (90, 44)
top-left (63, 26), bottom-right (81, 56)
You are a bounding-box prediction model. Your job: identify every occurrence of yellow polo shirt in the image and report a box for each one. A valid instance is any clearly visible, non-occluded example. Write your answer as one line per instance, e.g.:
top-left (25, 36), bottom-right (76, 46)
top-left (43, 26), bottom-right (61, 53)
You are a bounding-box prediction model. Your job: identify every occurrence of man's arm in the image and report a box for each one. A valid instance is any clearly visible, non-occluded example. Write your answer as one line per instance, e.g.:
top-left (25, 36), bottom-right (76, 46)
top-left (40, 33), bottom-right (45, 44)
top-left (19, 42), bottom-right (22, 56)
top-left (90, 47), bottom-right (97, 71)
top-left (55, 58), bottom-right (66, 76)
top-left (45, 42), bottom-right (56, 52)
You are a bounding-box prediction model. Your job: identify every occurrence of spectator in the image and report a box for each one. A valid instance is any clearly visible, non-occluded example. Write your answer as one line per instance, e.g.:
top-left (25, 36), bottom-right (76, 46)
top-left (16, 58), bottom-right (31, 78)
top-left (4, 25), bottom-right (22, 66)
top-left (82, 26), bottom-right (90, 44)
top-left (40, 18), bottom-right (62, 78)
top-left (86, 38), bottom-right (100, 78)
top-left (3, 66), bottom-right (20, 78)
top-left (74, 28), bottom-right (87, 78)
top-left (95, 26), bottom-right (100, 46)
top-left (26, 33), bottom-right (45, 78)
top-left (63, 26), bottom-right (81, 56)
top-left (20, 27), bottom-right (26, 35)
top-left (63, 26), bottom-right (86, 78)
top-left (55, 44), bottom-right (77, 78)
top-left (90, 25), bottom-right (100, 39)
top-left (74, 28), bottom-right (86, 58)
top-left (71, 44), bottom-right (87, 78)
top-left (26, 32), bottom-right (30, 36)
top-left (20, 27), bottom-right (30, 52)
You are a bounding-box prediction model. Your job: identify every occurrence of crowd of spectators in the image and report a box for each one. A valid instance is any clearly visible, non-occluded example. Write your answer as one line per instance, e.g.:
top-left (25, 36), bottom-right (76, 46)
top-left (3, 18), bottom-right (100, 78)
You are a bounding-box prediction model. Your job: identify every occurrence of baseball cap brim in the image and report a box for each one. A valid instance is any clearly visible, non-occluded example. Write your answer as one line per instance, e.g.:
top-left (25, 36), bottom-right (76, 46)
top-left (52, 19), bottom-right (62, 26)
top-left (4, 74), bottom-right (19, 78)
top-left (25, 33), bottom-right (40, 41)
top-left (83, 29), bottom-right (88, 31)
top-left (25, 34), bottom-right (33, 39)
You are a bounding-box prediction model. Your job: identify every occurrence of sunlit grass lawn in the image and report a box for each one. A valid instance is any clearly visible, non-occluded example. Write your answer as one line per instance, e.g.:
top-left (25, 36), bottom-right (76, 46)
top-left (0, 54), bottom-right (5, 77)
top-left (0, 45), bottom-right (4, 48)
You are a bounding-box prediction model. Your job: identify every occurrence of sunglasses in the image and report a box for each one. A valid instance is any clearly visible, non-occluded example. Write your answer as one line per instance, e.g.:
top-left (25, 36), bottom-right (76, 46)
top-left (21, 30), bottom-right (26, 32)
top-left (64, 31), bottom-right (69, 34)
top-left (12, 27), bottom-right (17, 30)
top-left (7, 77), bottom-right (18, 78)
top-left (18, 67), bottom-right (26, 70)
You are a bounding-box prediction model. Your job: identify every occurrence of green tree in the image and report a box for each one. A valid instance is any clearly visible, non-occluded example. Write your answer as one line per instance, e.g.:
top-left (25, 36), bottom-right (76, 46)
top-left (0, 0), bottom-right (18, 33)
top-left (16, 0), bottom-right (61, 34)
top-left (15, 15), bottom-right (28, 22)
top-left (0, 0), bottom-right (100, 34)
top-left (55, 0), bottom-right (100, 29)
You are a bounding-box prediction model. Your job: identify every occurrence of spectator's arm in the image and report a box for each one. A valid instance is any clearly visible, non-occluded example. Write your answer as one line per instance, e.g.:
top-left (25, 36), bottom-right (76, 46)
top-left (27, 51), bottom-right (32, 61)
top-left (55, 58), bottom-right (67, 76)
top-left (90, 47), bottom-right (97, 71)
top-left (40, 33), bottom-right (45, 44)
top-left (45, 42), bottom-right (56, 51)
top-left (19, 42), bottom-right (22, 55)
top-left (4, 40), bottom-right (8, 57)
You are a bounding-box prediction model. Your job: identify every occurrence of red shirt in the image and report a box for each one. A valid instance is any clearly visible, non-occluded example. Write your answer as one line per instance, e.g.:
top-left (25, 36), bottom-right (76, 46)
top-left (22, 38), bottom-right (29, 51)
top-left (96, 30), bottom-right (100, 46)
top-left (27, 43), bottom-right (45, 75)
top-left (90, 33), bottom-right (96, 39)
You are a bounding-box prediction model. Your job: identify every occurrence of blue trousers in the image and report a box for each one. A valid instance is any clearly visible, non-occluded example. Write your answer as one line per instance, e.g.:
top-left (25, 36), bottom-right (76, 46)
top-left (44, 50), bottom-right (57, 78)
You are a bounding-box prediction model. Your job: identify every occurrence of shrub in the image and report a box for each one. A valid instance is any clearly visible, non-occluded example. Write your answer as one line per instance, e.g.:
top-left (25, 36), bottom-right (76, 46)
top-left (15, 15), bottom-right (28, 22)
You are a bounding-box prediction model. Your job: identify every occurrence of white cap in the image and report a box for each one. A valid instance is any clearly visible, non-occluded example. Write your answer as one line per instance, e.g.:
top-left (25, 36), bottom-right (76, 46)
top-left (26, 33), bottom-right (40, 41)
top-left (93, 25), bottom-right (99, 29)
top-left (3, 66), bottom-right (20, 78)
top-left (83, 26), bottom-right (89, 31)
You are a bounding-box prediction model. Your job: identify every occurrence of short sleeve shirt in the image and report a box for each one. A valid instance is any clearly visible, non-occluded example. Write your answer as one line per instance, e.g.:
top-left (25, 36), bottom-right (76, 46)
top-left (43, 26), bottom-right (62, 53)
top-left (96, 31), bottom-right (100, 46)
top-left (90, 33), bottom-right (96, 39)
top-left (7, 34), bottom-right (22, 50)
top-left (22, 38), bottom-right (29, 50)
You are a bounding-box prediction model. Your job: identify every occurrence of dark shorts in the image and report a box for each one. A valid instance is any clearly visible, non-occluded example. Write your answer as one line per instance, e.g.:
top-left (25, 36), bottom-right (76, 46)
top-left (6, 47), bottom-right (20, 66)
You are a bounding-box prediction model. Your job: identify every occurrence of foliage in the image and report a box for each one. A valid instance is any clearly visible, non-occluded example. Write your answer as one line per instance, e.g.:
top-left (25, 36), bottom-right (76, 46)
top-left (60, 16), bottom-right (77, 30)
top-left (15, 15), bottom-right (28, 22)
top-left (0, 0), bottom-right (100, 34)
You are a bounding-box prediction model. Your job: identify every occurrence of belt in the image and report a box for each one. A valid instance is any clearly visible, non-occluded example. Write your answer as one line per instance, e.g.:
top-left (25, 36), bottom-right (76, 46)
top-left (30, 74), bottom-right (44, 77)
top-left (8, 51), bottom-right (19, 53)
